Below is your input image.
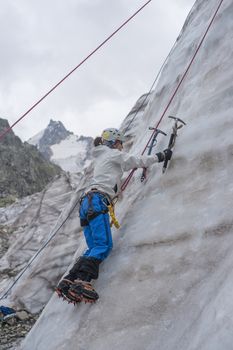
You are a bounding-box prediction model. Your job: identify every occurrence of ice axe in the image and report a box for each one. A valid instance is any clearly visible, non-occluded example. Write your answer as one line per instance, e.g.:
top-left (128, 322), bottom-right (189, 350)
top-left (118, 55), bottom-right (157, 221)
top-left (162, 116), bottom-right (186, 173)
top-left (141, 127), bottom-right (167, 182)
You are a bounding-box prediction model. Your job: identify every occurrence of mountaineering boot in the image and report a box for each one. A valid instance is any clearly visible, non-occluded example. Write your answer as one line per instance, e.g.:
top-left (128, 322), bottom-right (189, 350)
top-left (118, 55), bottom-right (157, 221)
top-left (68, 280), bottom-right (99, 303)
top-left (57, 256), bottom-right (101, 304)
top-left (55, 279), bottom-right (76, 303)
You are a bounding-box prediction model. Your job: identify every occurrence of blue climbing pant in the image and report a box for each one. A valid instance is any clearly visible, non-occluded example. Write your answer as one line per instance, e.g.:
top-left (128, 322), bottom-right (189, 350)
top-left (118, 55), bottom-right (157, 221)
top-left (79, 192), bottom-right (113, 261)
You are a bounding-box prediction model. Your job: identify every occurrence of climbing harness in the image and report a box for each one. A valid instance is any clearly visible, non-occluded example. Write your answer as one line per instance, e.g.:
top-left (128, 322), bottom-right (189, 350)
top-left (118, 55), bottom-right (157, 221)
top-left (79, 190), bottom-right (109, 227)
top-left (141, 127), bottom-right (167, 182)
top-left (162, 116), bottom-right (186, 173)
top-left (0, 0), bottom-right (152, 142)
top-left (80, 189), bottom-right (120, 229)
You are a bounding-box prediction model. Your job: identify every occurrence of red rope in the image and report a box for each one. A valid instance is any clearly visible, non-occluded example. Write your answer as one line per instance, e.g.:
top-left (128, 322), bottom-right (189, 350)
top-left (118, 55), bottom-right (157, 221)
top-left (0, 0), bottom-right (152, 142)
top-left (121, 0), bottom-right (224, 192)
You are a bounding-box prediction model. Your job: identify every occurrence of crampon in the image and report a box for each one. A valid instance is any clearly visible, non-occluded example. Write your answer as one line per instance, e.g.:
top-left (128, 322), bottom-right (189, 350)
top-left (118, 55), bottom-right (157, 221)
top-left (68, 280), bottom-right (99, 304)
top-left (55, 279), bottom-right (80, 305)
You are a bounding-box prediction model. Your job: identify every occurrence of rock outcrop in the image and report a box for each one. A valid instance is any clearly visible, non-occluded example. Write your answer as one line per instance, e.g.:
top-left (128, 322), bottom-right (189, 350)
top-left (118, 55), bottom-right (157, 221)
top-left (0, 119), bottom-right (61, 206)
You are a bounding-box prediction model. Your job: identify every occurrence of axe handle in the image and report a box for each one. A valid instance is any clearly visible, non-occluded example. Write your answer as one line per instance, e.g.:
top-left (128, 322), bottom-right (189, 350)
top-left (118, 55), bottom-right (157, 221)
top-left (168, 132), bottom-right (176, 148)
top-left (163, 132), bottom-right (176, 172)
top-left (162, 158), bottom-right (169, 173)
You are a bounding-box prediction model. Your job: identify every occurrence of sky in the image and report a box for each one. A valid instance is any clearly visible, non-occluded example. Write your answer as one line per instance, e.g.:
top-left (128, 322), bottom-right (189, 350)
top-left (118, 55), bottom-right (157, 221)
top-left (0, 0), bottom-right (194, 141)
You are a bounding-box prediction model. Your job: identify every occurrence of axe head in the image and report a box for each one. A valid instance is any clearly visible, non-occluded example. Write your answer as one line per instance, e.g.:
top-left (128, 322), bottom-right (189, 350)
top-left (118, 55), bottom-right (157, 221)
top-left (149, 127), bottom-right (167, 136)
top-left (168, 116), bottom-right (186, 125)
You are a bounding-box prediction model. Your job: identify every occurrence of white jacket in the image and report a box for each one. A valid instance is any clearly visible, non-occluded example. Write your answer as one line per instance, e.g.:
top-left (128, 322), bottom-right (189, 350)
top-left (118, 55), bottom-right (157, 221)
top-left (85, 145), bottom-right (159, 199)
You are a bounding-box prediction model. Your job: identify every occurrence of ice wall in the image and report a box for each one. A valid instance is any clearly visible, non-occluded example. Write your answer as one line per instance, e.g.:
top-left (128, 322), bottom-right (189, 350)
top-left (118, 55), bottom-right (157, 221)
top-left (16, 0), bottom-right (233, 349)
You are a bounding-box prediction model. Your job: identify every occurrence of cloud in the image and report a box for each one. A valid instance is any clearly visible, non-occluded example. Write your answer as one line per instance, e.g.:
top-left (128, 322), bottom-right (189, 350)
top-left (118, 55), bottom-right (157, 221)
top-left (0, 0), bottom-right (195, 140)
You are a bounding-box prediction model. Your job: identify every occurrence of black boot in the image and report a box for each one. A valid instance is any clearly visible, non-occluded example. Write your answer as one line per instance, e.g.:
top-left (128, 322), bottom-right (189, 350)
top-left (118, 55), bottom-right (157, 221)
top-left (55, 279), bottom-right (74, 301)
top-left (69, 281), bottom-right (99, 303)
top-left (64, 256), bottom-right (87, 281)
top-left (55, 257), bottom-right (89, 302)
top-left (77, 257), bottom-right (101, 280)
top-left (68, 257), bottom-right (101, 303)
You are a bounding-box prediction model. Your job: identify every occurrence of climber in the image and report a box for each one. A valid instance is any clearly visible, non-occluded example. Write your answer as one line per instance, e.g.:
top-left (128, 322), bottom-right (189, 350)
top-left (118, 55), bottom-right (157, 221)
top-left (55, 128), bottom-right (172, 304)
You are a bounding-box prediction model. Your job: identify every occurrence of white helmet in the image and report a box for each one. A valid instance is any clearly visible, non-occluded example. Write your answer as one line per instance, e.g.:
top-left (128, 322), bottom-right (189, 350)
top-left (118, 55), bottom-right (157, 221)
top-left (101, 128), bottom-right (125, 146)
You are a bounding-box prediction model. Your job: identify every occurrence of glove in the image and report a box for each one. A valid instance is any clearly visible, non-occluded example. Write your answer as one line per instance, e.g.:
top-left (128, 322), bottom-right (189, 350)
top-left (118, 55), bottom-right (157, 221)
top-left (163, 148), bottom-right (172, 161)
top-left (156, 152), bottom-right (165, 163)
top-left (156, 148), bottom-right (173, 163)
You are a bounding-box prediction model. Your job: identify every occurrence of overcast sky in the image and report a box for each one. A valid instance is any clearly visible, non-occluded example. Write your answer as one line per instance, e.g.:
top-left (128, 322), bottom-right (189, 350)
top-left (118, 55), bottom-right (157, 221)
top-left (0, 0), bottom-right (194, 141)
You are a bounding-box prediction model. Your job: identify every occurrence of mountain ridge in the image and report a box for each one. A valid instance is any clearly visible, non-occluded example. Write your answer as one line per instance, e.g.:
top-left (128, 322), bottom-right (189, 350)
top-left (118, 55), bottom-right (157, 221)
top-left (0, 118), bottom-right (61, 206)
top-left (28, 119), bottom-right (93, 173)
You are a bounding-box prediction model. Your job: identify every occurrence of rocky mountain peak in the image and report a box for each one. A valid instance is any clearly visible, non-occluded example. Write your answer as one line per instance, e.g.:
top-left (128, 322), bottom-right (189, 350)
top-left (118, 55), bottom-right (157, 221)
top-left (38, 119), bottom-right (72, 159)
top-left (28, 120), bottom-right (94, 173)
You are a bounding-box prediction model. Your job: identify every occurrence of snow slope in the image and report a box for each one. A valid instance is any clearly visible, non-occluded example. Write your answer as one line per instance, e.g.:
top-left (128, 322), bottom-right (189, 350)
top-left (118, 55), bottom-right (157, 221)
top-left (50, 134), bottom-right (92, 173)
top-left (0, 174), bottom-right (79, 312)
top-left (2, 0), bottom-right (233, 349)
top-left (28, 120), bottom-right (93, 174)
